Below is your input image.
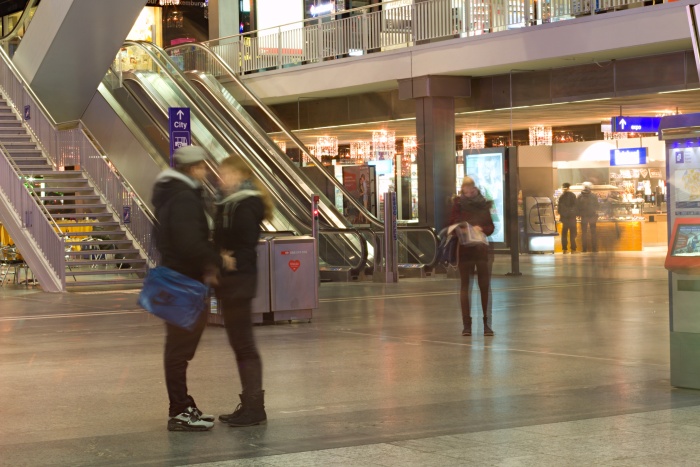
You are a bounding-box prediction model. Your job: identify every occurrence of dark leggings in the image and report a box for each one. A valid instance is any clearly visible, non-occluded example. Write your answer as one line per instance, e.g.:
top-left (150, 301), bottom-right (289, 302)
top-left (221, 294), bottom-right (263, 396)
top-left (458, 246), bottom-right (491, 327)
top-left (164, 311), bottom-right (207, 416)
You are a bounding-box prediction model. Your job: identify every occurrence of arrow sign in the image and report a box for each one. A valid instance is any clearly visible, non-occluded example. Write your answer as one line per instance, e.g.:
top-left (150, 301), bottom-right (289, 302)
top-left (169, 107), bottom-right (191, 167)
top-left (611, 116), bottom-right (661, 133)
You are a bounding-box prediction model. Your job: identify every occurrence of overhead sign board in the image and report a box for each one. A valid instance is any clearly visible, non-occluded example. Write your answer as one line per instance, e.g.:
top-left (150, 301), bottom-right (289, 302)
top-left (610, 147), bottom-right (647, 166)
top-left (168, 107), bottom-right (191, 167)
top-left (611, 116), bottom-right (661, 133)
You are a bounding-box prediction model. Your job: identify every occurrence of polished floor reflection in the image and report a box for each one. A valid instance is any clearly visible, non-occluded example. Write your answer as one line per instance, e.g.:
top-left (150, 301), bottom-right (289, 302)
top-left (0, 251), bottom-right (697, 466)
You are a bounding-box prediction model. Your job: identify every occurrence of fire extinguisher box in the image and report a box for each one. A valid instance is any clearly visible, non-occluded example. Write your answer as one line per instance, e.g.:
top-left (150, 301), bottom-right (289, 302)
top-left (268, 236), bottom-right (318, 322)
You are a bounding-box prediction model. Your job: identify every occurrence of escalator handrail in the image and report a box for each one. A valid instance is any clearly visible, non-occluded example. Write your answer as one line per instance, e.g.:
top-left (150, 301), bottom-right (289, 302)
top-left (166, 42), bottom-right (439, 266)
top-left (111, 68), bottom-right (223, 206)
top-left (114, 67), bottom-right (317, 240)
top-left (121, 42), bottom-right (372, 272)
top-left (179, 69), bottom-right (345, 231)
top-left (121, 42), bottom-right (327, 234)
top-left (0, 0), bottom-right (39, 47)
top-left (396, 226), bottom-right (440, 267)
top-left (318, 227), bottom-right (368, 275)
top-left (164, 42), bottom-right (384, 231)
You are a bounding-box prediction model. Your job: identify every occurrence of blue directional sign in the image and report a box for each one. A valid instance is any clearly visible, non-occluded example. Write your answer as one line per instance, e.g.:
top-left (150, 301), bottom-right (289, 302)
top-left (169, 107), bottom-right (191, 167)
top-left (611, 116), bottom-right (661, 133)
top-left (610, 147), bottom-right (647, 166)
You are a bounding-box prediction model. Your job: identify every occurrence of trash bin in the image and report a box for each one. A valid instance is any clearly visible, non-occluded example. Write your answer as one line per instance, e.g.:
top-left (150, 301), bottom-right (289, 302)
top-left (267, 236), bottom-right (318, 322)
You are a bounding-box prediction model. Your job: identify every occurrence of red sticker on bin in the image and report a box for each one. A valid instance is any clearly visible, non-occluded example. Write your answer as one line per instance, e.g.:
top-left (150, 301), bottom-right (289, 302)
top-left (288, 260), bottom-right (301, 272)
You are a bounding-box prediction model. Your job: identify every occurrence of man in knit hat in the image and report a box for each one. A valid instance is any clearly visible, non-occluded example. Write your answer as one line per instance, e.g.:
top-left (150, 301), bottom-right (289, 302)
top-left (152, 145), bottom-right (234, 431)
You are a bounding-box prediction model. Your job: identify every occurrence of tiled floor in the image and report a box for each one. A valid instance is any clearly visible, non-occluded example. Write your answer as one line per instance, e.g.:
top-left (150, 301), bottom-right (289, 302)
top-left (2, 250), bottom-right (700, 466)
top-left (190, 407), bottom-right (700, 466)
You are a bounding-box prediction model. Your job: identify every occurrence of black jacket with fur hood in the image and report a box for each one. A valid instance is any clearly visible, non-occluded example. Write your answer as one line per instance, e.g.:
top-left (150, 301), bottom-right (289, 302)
top-left (152, 168), bottom-right (222, 281)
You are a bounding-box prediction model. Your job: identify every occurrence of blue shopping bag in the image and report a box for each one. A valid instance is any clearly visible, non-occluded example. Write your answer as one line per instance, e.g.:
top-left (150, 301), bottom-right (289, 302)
top-left (138, 266), bottom-right (209, 331)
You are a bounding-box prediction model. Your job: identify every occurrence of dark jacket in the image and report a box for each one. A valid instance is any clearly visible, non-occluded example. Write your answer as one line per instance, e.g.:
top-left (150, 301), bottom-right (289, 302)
top-left (449, 192), bottom-right (495, 237)
top-left (577, 191), bottom-right (599, 219)
top-left (214, 188), bottom-right (264, 276)
top-left (557, 190), bottom-right (577, 220)
top-left (152, 169), bottom-right (221, 281)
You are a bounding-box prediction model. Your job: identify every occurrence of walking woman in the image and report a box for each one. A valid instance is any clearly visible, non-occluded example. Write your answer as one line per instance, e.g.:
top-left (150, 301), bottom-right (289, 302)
top-left (214, 155), bottom-right (274, 427)
top-left (449, 176), bottom-right (495, 337)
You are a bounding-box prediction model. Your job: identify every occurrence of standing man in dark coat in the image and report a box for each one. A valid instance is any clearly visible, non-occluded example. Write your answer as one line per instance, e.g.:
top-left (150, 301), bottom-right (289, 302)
top-left (152, 145), bottom-right (233, 432)
top-left (577, 182), bottom-right (599, 253)
top-left (558, 183), bottom-right (578, 254)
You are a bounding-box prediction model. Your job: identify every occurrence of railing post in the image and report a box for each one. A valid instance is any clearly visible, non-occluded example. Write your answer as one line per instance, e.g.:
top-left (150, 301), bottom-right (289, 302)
top-left (411, 2), bottom-right (417, 47)
top-left (238, 37), bottom-right (244, 74)
top-left (277, 26), bottom-right (282, 69)
top-left (362, 10), bottom-right (368, 54)
top-left (317, 18), bottom-right (323, 61)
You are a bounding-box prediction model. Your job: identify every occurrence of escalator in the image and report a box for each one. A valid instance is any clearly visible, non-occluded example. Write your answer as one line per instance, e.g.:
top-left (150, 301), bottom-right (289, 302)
top-left (163, 42), bottom-right (439, 276)
top-left (104, 41), bottom-right (369, 278)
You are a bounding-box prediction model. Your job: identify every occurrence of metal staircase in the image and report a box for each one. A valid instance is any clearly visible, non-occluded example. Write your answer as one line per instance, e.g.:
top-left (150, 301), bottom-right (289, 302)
top-left (0, 96), bottom-right (148, 287)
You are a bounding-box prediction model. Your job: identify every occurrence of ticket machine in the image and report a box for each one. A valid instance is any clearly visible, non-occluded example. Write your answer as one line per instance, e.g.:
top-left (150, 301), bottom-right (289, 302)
top-left (659, 113), bottom-right (700, 389)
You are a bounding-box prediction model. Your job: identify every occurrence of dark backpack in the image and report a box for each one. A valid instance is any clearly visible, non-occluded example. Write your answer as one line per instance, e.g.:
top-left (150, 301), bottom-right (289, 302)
top-left (437, 228), bottom-right (458, 267)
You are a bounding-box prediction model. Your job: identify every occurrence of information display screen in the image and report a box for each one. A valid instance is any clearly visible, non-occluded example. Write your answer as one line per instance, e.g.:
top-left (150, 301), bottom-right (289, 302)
top-left (671, 224), bottom-right (700, 256)
top-left (465, 151), bottom-right (505, 243)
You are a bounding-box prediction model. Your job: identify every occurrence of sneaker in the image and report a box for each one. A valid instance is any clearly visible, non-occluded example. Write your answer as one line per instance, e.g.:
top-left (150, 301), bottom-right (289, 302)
top-left (193, 407), bottom-right (215, 423)
top-left (484, 324), bottom-right (495, 336)
top-left (462, 328), bottom-right (472, 336)
top-left (168, 407), bottom-right (214, 432)
top-left (562, 250), bottom-right (569, 254)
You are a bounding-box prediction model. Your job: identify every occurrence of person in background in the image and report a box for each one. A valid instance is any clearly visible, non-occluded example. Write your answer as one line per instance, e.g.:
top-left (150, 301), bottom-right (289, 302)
top-left (557, 183), bottom-right (578, 254)
top-left (152, 145), bottom-right (234, 432)
top-left (449, 176), bottom-right (495, 337)
top-left (214, 155), bottom-right (274, 427)
top-left (577, 181), bottom-right (599, 253)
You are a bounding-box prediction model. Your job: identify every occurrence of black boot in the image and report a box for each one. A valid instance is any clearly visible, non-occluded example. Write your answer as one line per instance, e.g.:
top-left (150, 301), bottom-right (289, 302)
top-left (484, 318), bottom-right (494, 336)
top-left (222, 391), bottom-right (267, 427)
top-left (462, 318), bottom-right (472, 336)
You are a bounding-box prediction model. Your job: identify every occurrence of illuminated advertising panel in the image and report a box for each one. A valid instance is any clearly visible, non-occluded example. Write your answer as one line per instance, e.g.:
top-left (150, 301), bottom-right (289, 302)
top-left (465, 150), bottom-right (505, 243)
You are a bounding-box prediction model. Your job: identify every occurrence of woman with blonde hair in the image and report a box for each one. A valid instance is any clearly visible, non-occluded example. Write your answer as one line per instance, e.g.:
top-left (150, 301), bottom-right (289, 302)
top-left (449, 176), bottom-right (495, 337)
top-left (214, 155), bottom-right (273, 427)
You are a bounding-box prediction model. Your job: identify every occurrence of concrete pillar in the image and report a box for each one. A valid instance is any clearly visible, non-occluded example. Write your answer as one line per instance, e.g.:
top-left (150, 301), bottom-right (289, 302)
top-left (13, 0), bottom-right (145, 124)
top-left (209, 0), bottom-right (240, 40)
top-left (398, 75), bottom-right (471, 231)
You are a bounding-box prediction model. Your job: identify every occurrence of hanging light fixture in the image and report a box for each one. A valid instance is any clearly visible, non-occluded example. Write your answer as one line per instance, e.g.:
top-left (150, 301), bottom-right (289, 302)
top-left (372, 130), bottom-right (396, 160)
top-left (462, 131), bottom-right (485, 149)
top-left (528, 125), bottom-right (552, 146)
top-left (403, 136), bottom-right (418, 161)
top-left (400, 136), bottom-right (417, 177)
top-left (350, 140), bottom-right (372, 162)
top-left (314, 136), bottom-right (338, 159)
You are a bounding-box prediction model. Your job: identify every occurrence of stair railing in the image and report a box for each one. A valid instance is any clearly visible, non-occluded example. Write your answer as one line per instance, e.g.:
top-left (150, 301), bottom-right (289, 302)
top-left (0, 45), bottom-right (158, 269)
top-left (0, 141), bottom-right (65, 291)
top-left (72, 127), bottom-right (158, 266)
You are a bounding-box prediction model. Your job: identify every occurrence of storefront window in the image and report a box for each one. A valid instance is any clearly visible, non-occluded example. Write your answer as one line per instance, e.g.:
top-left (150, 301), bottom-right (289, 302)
top-left (127, 8), bottom-right (162, 46)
